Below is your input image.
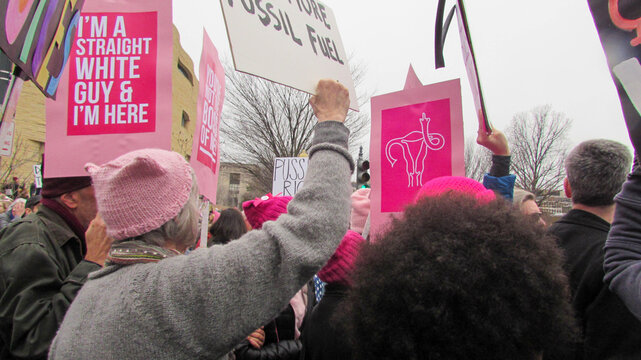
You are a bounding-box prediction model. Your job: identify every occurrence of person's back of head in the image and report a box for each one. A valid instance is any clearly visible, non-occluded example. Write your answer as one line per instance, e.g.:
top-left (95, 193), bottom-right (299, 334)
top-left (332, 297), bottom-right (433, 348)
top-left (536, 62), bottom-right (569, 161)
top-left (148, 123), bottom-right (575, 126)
top-left (208, 208), bottom-right (247, 246)
top-left (346, 193), bottom-right (576, 359)
top-left (25, 195), bottom-right (41, 215)
top-left (565, 139), bottom-right (631, 206)
top-left (86, 148), bottom-right (199, 253)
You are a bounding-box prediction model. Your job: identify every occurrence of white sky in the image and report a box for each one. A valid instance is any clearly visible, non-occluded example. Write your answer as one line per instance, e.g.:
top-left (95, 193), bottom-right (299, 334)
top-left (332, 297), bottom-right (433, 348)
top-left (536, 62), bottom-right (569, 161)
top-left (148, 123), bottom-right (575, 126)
top-left (174, 0), bottom-right (633, 156)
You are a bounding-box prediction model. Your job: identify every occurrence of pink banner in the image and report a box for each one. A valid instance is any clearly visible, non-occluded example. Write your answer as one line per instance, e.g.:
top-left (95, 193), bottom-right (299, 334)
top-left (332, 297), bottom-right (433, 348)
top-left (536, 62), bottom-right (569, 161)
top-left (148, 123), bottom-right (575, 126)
top-left (370, 78), bottom-right (464, 238)
top-left (44, 0), bottom-right (172, 177)
top-left (190, 29), bottom-right (224, 203)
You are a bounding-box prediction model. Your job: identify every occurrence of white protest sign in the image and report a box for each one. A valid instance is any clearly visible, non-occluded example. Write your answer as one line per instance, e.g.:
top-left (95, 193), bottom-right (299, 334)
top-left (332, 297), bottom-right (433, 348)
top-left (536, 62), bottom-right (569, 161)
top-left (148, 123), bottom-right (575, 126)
top-left (272, 157), bottom-right (308, 196)
top-left (455, 0), bottom-right (491, 133)
top-left (0, 120), bottom-right (15, 157)
top-left (33, 165), bottom-right (42, 189)
top-left (220, 0), bottom-right (359, 110)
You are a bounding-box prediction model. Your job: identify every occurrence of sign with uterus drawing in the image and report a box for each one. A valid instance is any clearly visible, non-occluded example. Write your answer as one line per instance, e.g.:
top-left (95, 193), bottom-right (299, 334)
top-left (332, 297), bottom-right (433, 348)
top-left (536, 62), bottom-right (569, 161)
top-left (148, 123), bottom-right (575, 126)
top-left (369, 75), bottom-right (464, 238)
top-left (382, 100), bottom-right (451, 209)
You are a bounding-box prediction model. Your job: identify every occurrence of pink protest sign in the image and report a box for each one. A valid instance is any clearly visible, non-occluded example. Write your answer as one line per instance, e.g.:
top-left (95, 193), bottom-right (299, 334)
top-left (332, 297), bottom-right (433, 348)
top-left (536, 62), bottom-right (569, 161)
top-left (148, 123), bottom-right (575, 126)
top-left (370, 77), bottom-right (464, 238)
top-left (190, 29), bottom-right (225, 203)
top-left (44, 0), bottom-right (172, 177)
top-left (66, 12), bottom-right (157, 135)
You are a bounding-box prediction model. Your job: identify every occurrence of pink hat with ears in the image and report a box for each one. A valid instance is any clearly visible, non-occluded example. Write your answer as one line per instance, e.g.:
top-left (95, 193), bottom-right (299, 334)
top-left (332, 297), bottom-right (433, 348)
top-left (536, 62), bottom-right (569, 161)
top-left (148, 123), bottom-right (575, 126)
top-left (242, 193), bottom-right (293, 229)
top-left (415, 176), bottom-right (496, 203)
top-left (85, 148), bottom-right (193, 241)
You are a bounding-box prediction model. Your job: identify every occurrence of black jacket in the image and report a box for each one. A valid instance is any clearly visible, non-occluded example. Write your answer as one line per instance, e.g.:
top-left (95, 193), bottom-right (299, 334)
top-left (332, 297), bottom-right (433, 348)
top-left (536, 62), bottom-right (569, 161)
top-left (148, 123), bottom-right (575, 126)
top-left (0, 205), bottom-right (100, 359)
top-left (548, 209), bottom-right (641, 360)
top-left (302, 283), bottom-right (352, 360)
top-left (234, 304), bottom-right (302, 360)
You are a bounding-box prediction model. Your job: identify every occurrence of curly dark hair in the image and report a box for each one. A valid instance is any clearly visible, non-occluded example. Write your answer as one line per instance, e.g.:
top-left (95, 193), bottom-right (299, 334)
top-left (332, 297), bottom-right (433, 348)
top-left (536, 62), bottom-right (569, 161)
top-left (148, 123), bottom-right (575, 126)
top-left (208, 208), bottom-right (247, 246)
top-left (346, 194), bottom-right (577, 360)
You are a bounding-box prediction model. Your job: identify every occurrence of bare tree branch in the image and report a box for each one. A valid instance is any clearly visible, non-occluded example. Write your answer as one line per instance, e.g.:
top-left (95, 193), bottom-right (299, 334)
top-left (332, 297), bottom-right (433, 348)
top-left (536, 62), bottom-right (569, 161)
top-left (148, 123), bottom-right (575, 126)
top-left (464, 138), bottom-right (492, 182)
top-left (0, 133), bottom-right (41, 191)
top-left (507, 105), bottom-right (571, 204)
top-left (220, 62), bottom-right (369, 193)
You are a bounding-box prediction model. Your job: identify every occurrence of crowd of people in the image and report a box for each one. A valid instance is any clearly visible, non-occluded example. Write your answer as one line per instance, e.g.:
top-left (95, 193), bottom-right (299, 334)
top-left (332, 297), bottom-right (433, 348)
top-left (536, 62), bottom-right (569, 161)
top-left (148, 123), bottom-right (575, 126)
top-left (0, 79), bottom-right (639, 359)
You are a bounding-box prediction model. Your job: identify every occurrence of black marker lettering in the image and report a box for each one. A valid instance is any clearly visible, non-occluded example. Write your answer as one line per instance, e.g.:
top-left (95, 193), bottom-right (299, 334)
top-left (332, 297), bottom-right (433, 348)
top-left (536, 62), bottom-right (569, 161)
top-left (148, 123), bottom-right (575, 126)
top-left (307, 25), bottom-right (318, 55)
top-left (256, 0), bottom-right (270, 26)
top-left (267, 3), bottom-right (282, 30)
top-left (240, 0), bottom-right (255, 14)
top-left (285, 12), bottom-right (302, 46)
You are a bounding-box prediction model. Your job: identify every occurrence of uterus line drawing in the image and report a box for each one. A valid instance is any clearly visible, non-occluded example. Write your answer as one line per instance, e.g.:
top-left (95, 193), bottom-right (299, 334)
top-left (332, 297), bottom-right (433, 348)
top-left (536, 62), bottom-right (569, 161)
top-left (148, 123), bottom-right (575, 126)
top-left (385, 112), bottom-right (445, 188)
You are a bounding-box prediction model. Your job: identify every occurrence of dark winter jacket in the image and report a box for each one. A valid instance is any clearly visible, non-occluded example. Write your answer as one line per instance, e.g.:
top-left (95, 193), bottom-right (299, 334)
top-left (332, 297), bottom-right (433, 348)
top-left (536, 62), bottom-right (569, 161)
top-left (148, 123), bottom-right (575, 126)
top-left (0, 205), bottom-right (100, 359)
top-left (234, 304), bottom-right (302, 360)
top-left (483, 154), bottom-right (516, 201)
top-left (302, 283), bottom-right (352, 360)
top-left (605, 166), bottom-right (641, 320)
top-left (548, 209), bottom-right (641, 359)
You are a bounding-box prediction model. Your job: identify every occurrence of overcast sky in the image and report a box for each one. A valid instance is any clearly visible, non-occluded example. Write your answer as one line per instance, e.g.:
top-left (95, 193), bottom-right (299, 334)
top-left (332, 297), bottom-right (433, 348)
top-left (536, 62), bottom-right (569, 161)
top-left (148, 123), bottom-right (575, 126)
top-left (174, 0), bottom-right (633, 155)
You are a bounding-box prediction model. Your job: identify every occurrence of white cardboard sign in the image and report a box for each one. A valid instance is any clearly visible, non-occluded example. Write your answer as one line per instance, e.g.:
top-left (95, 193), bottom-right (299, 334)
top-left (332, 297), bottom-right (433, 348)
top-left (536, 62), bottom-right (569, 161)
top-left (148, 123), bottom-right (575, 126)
top-left (220, 0), bottom-right (359, 110)
top-left (272, 157), bottom-right (308, 196)
top-left (0, 121), bottom-right (15, 157)
top-left (33, 165), bottom-right (42, 189)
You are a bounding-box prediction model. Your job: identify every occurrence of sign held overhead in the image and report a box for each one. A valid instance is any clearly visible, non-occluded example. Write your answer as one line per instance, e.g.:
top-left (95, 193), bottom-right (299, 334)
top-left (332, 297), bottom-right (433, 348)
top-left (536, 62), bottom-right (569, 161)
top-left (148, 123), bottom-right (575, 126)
top-left (220, 0), bottom-right (359, 110)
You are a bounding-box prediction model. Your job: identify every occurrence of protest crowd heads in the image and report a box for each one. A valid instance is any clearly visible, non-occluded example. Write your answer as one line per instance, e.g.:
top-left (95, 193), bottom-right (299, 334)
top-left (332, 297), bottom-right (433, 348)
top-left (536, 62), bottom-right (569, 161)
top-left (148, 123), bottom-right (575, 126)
top-left (346, 194), bottom-right (577, 359)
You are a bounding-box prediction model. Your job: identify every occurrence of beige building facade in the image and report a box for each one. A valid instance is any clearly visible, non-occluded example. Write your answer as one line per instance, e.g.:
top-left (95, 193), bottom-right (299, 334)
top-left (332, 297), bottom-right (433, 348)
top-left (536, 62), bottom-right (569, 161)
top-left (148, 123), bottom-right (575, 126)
top-left (216, 162), bottom-right (263, 209)
top-left (3, 25), bottom-right (197, 189)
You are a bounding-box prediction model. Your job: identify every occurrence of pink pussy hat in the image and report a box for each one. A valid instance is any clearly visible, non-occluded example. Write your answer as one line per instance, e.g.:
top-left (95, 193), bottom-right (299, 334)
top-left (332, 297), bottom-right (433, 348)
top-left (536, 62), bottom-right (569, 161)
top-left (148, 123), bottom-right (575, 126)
top-left (85, 148), bottom-right (193, 241)
top-left (318, 230), bottom-right (365, 286)
top-left (415, 176), bottom-right (496, 203)
top-left (350, 188), bottom-right (370, 234)
top-left (242, 193), bottom-right (293, 229)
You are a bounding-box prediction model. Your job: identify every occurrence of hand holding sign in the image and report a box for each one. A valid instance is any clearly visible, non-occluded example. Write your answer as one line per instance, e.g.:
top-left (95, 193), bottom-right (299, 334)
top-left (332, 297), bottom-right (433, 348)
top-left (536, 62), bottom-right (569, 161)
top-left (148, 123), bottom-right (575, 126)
top-left (310, 79), bottom-right (349, 123)
top-left (475, 112), bottom-right (509, 156)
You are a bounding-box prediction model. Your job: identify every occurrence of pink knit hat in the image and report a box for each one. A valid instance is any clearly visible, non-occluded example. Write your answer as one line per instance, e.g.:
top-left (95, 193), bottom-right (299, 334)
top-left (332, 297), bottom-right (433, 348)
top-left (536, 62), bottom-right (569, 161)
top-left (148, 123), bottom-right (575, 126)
top-left (85, 148), bottom-right (193, 241)
top-left (211, 210), bottom-right (221, 223)
top-left (318, 230), bottom-right (365, 285)
top-left (242, 193), bottom-right (292, 229)
top-left (350, 188), bottom-right (370, 234)
top-left (415, 176), bottom-right (495, 203)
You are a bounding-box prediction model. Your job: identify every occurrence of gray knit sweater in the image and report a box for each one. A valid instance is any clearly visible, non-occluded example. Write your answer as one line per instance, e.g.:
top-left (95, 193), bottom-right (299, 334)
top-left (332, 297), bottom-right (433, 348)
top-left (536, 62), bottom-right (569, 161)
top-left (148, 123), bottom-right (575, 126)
top-left (48, 121), bottom-right (354, 360)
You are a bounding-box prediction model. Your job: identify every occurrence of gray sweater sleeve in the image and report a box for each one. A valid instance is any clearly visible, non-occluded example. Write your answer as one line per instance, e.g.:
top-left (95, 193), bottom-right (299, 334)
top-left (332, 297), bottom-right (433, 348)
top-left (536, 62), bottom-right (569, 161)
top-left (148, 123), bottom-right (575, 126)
top-left (131, 121), bottom-right (353, 357)
top-left (604, 167), bottom-right (641, 320)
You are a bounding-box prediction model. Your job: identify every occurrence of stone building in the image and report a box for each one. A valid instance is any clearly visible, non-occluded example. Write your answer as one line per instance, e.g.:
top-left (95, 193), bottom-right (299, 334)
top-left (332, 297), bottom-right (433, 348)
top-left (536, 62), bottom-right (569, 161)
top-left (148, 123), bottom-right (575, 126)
top-left (2, 25), bottom-right (197, 189)
top-left (216, 162), bottom-right (263, 209)
top-left (539, 190), bottom-right (573, 217)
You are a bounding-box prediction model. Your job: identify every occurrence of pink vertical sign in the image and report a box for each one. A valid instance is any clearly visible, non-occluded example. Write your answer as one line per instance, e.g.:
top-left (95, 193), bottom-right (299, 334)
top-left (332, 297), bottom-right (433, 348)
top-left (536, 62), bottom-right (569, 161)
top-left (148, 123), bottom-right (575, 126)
top-left (190, 30), bottom-right (225, 203)
top-left (370, 75), bottom-right (464, 239)
top-left (44, 0), bottom-right (172, 177)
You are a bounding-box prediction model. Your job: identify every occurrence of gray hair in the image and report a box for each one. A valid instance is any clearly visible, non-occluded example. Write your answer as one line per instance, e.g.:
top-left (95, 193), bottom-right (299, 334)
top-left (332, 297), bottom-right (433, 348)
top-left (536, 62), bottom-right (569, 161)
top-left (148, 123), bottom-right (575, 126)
top-left (565, 139), bottom-right (632, 206)
top-left (513, 188), bottom-right (536, 211)
top-left (9, 198), bottom-right (26, 209)
top-left (117, 173), bottom-right (200, 249)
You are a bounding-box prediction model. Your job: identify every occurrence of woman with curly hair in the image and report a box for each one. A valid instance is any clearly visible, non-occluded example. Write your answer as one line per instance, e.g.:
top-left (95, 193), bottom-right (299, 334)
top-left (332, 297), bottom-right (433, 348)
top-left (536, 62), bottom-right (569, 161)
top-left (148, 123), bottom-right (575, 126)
top-left (346, 177), bottom-right (577, 360)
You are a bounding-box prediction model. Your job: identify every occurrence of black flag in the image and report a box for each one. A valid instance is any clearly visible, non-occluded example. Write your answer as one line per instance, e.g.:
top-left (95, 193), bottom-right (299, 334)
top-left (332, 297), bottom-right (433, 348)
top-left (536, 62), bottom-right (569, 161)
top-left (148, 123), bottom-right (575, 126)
top-left (588, 0), bottom-right (641, 152)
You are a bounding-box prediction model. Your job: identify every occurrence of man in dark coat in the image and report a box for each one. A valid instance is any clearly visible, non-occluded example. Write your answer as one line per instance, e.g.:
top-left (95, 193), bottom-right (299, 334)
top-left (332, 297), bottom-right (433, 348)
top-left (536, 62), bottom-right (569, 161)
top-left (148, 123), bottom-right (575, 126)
top-left (547, 139), bottom-right (641, 359)
top-left (302, 230), bottom-right (365, 360)
top-left (0, 176), bottom-right (113, 359)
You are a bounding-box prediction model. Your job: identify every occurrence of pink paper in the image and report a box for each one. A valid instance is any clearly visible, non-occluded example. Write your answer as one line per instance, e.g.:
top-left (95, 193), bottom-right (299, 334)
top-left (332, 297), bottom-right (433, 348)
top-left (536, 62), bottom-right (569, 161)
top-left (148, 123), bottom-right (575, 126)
top-left (403, 64), bottom-right (423, 90)
top-left (190, 29), bottom-right (225, 203)
top-left (44, 0), bottom-right (172, 177)
top-left (370, 78), bottom-right (464, 239)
